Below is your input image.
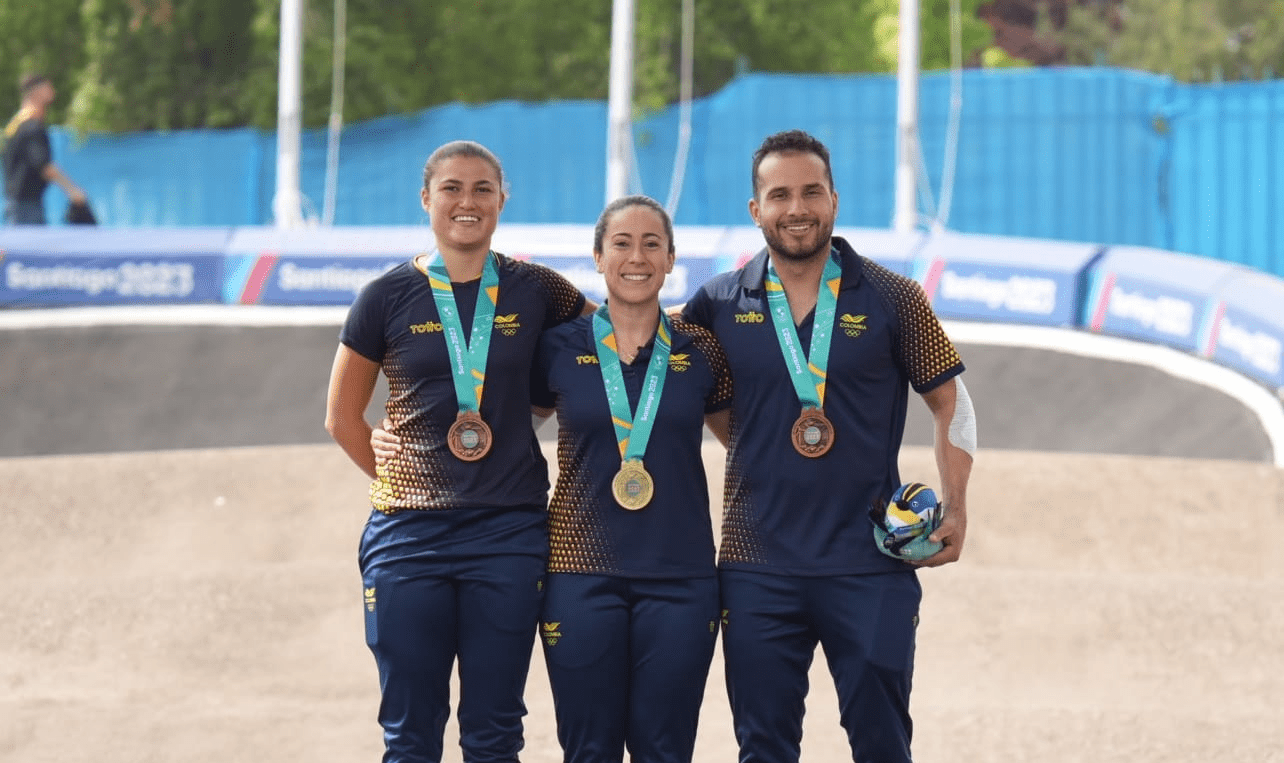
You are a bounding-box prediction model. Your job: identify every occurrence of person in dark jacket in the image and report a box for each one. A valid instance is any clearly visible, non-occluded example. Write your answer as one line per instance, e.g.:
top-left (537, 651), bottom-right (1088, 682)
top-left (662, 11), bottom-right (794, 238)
top-left (3, 73), bottom-right (86, 225)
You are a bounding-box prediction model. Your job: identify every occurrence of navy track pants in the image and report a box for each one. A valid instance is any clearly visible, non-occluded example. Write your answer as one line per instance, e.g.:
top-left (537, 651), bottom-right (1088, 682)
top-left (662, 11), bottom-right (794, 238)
top-left (540, 573), bottom-right (719, 763)
top-left (719, 569), bottom-right (923, 763)
top-left (361, 553), bottom-right (546, 763)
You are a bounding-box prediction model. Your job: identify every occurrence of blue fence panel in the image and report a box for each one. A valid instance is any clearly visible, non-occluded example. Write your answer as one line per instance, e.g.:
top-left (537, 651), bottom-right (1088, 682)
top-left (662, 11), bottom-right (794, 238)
top-left (685, 73), bottom-right (901, 229)
top-left (1162, 80), bottom-right (1284, 275)
top-left (293, 111), bottom-right (429, 226)
top-left (53, 128), bottom-right (268, 227)
top-left (9, 69), bottom-right (1284, 282)
top-left (633, 98), bottom-right (714, 223)
top-left (923, 68), bottom-right (1163, 247)
top-left (289, 99), bottom-right (609, 227)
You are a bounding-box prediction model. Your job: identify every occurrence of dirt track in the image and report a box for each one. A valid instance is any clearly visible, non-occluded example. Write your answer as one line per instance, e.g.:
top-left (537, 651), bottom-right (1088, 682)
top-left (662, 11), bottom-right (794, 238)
top-left (1, 322), bottom-right (1282, 762)
top-left (0, 325), bottom-right (1271, 461)
top-left (1, 443), bottom-right (1280, 762)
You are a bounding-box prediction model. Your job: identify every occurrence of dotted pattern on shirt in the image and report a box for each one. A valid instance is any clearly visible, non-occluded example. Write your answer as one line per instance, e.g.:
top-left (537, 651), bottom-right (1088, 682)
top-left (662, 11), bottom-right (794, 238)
top-left (714, 410), bottom-right (768, 566)
top-left (547, 426), bottom-right (618, 574)
top-left (863, 259), bottom-right (963, 389)
top-left (368, 345), bottom-right (456, 514)
top-left (672, 318), bottom-right (734, 411)
top-left (518, 256), bottom-right (587, 326)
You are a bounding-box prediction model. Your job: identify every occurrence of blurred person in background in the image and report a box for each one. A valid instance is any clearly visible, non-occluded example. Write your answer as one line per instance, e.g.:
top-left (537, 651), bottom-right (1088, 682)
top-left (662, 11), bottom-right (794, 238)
top-left (325, 139), bottom-right (589, 763)
top-left (3, 73), bottom-right (86, 225)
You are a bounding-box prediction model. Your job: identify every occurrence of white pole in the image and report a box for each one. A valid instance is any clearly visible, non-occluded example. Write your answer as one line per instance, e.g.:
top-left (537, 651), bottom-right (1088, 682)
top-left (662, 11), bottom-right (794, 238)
top-left (606, 0), bottom-right (635, 204)
top-left (275, 0), bottom-right (305, 228)
top-left (893, 0), bottom-right (920, 232)
top-left (323, 0), bottom-right (347, 226)
top-left (664, 0), bottom-right (695, 218)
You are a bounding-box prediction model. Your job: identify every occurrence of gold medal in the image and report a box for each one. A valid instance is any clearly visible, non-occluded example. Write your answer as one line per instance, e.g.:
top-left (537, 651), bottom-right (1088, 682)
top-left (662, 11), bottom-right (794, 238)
top-left (791, 408), bottom-right (834, 458)
top-left (447, 411), bottom-right (492, 461)
top-left (611, 459), bottom-right (654, 510)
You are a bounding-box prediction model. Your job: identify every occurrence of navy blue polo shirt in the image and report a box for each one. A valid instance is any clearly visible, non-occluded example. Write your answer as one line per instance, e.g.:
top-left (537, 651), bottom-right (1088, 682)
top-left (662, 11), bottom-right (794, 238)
top-left (2, 115), bottom-right (51, 203)
top-left (341, 252), bottom-right (585, 558)
top-left (532, 314), bottom-right (733, 578)
top-left (681, 236), bottom-right (964, 576)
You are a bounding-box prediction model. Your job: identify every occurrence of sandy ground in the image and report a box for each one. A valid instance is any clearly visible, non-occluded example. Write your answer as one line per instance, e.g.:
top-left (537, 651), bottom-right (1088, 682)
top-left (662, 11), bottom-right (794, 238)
top-left (2, 441), bottom-right (1281, 763)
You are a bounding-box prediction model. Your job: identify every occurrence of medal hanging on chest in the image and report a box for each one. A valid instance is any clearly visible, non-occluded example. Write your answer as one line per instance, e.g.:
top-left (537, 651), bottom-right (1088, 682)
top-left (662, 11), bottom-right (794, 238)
top-left (790, 407), bottom-right (834, 457)
top-left (765, 249), bottom-right (843, 458)
top-left (423, 251), bottom-right (500, 461)
top-left (447, 411), bottom-right (491, 461)
top-left (593, 305), bottom-right (673, 510)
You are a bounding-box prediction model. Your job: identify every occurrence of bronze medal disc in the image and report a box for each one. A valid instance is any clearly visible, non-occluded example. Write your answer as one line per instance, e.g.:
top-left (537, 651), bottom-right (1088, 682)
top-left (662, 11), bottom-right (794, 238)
top-left (611, 461), bottom-right (654, 510)
top-left (447, 411), bottom-right (493, 461)
top-left (791, 408), bottom-right (834, 458)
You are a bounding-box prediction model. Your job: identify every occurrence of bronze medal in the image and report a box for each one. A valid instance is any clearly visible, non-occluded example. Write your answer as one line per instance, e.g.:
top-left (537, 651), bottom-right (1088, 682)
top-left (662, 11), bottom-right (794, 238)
top-left (611, 460), bottom-right (654, 510)
top-left (791, 408), bottom-right (834, 458)
top-left (447, 411), bottom-right (492, 461)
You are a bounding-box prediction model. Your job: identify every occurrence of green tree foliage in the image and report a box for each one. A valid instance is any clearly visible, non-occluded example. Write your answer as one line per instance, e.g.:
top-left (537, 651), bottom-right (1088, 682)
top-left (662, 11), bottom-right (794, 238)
top-left (70, 0), bottom-right (257, 131)
top-left (0, 0), bottom-right (85, 123)
top-left (240, 0), bottom-right (612, 129)
top-left (2, 0), bottom-right (998, 133)
top-left (870, 0), bottom-right (995, 73)
top-left (1057, 0), bottom-right (1284, 81)
top-left (629, 0), bottom-right (993, 114)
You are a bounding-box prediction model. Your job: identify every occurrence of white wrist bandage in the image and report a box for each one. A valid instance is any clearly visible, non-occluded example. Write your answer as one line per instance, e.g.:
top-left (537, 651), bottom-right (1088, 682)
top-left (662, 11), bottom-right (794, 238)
top-left (948, 378), bottom-right (977, 456)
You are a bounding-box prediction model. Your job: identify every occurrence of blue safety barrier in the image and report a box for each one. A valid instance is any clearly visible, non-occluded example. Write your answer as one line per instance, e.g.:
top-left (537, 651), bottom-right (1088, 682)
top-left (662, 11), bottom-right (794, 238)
top-left (221, 226), bottom-right (427, 305)
top-left (1083, 245), bottom-right (1247, 353)
top-left (0, 227), bottom-right (229, 307)
top-left (7, 224), bottom-right (1284, 395)
top-left (915, 231), bottom-right (1104, 327)
top-left (1200, 270), bottom-right (1284, 390)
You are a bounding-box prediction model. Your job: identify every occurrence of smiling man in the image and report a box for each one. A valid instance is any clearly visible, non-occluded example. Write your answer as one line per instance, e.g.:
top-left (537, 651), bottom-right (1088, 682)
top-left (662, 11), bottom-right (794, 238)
top-left (681, 129), bottom-right (976, 763)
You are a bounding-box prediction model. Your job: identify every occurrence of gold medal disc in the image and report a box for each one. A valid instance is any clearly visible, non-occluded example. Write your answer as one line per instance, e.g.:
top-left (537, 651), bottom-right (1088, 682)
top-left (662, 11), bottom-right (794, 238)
top-left (611, 460), bottom-right (654, 510)
top-left (447, 411), bottom-right (493, 461)
top-left (791, 408), bottom-right (835, 458)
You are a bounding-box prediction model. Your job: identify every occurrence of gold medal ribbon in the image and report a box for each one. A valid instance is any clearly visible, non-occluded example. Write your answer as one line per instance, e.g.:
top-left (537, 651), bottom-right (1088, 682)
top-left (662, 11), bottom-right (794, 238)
top-left (592, 304), bottom-right (672, 462)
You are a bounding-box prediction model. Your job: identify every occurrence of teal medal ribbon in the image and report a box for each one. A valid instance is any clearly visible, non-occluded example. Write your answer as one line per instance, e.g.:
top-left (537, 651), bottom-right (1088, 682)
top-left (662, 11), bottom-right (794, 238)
top-left (593, 303), bottom-right (672, 509)
top-left (423, 250), bottom-right (500, 461)
top-left (764, 248), bottom-right (842, 457)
